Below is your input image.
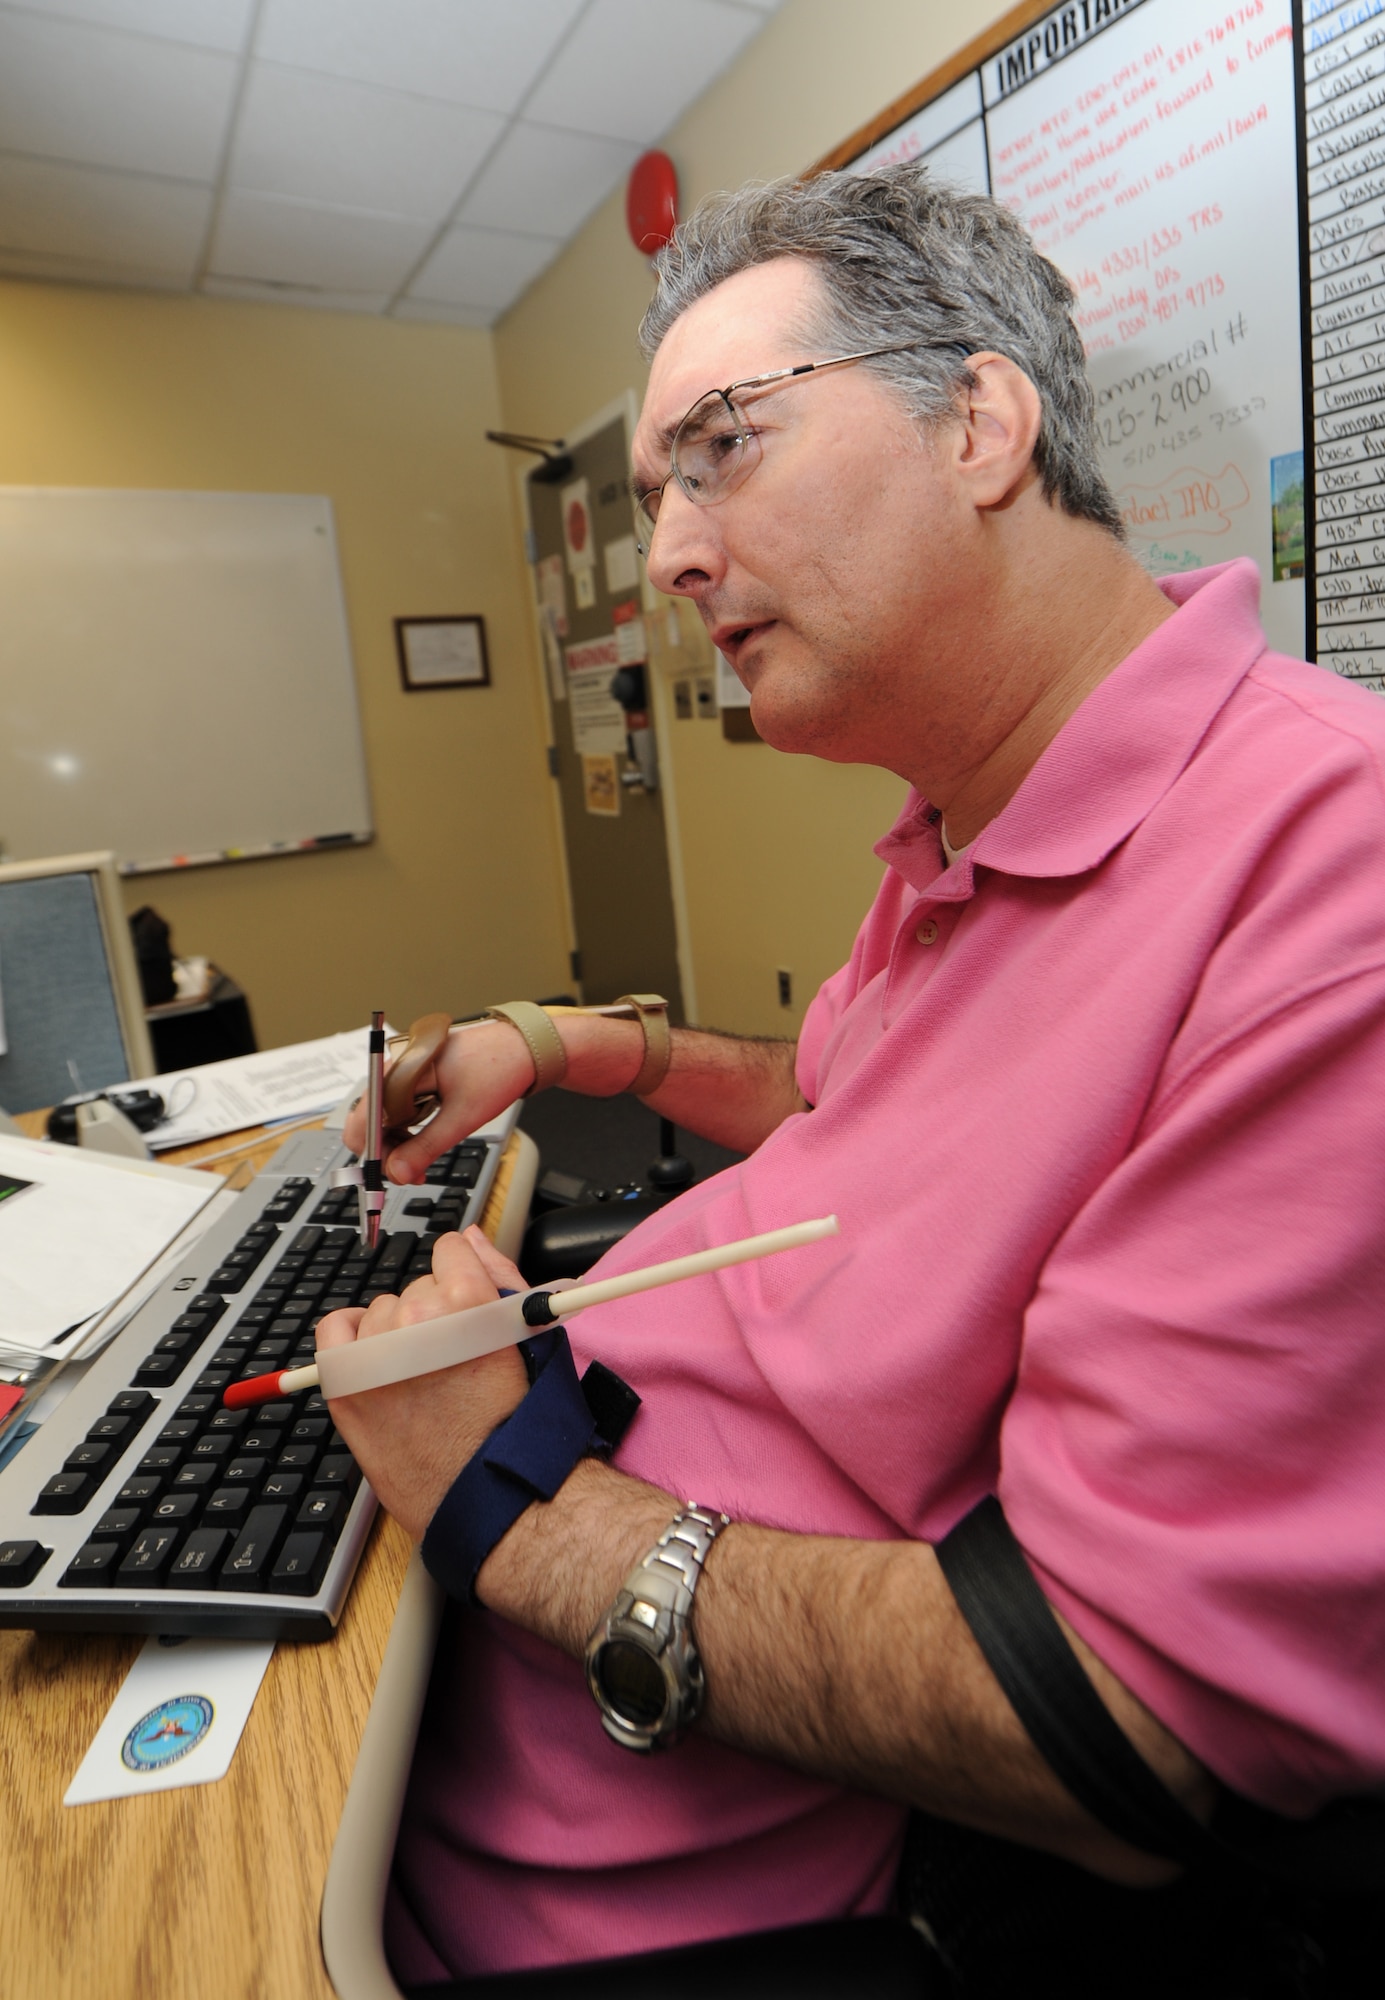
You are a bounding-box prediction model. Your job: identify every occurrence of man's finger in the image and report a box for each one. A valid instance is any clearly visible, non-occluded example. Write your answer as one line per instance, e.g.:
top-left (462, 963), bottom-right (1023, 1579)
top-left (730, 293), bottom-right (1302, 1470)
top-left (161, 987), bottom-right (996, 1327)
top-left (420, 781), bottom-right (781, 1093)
top-left (315, 1304), bottom-right (367, 1350)
top-left (461, 1225), bottom-right (528, 1295)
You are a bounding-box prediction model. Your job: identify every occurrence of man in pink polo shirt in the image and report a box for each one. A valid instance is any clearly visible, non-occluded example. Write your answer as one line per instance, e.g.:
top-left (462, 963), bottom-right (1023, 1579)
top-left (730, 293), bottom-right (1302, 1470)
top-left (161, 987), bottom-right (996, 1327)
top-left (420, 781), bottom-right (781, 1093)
top-left (327, 164), bottom-right (1385, 1991)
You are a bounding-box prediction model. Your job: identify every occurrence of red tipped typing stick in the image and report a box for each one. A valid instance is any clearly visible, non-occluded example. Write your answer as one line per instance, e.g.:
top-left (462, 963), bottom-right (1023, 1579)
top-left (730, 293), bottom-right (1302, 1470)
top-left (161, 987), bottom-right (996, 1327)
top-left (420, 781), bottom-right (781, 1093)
top-left (221, 1215), bottom-right (840, 1409)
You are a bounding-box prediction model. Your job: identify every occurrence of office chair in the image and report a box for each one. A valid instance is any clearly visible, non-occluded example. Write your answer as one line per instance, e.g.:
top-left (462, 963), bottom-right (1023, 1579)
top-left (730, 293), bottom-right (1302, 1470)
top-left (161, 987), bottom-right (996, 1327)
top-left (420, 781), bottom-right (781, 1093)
top-left (0, 850), bottom-right (154, 1114)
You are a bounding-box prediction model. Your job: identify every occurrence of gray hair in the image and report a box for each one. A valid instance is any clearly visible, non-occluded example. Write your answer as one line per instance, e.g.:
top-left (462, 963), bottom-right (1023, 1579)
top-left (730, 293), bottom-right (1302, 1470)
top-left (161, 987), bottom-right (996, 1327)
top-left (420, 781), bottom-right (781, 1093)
top-left (638, 162), bottom-right (1121, 536)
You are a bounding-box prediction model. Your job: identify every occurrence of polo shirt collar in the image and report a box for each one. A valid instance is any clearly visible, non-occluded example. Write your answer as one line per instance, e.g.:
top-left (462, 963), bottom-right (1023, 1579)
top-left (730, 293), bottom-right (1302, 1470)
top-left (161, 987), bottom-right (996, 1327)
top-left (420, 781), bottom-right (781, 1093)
top-left (876, 559), bottom-right (1268, 893)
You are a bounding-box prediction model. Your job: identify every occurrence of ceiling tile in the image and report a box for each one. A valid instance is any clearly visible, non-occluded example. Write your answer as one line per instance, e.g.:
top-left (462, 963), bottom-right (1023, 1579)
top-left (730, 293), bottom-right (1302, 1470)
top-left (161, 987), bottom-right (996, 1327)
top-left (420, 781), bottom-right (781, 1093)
top-left (231, 64), bottom-right (504, 221)
top-left (209, 190), bottom-right (434, 291)
top-left (457, 122), bottom-right (640, 240)
top-left (392, 298), bottom-right (496, 327)
top-left (255, 0), bottom-right (586, 114)
top-left (523, 0), bottom-right (764, 144)
top-left (0, 0), bottom-right (255, 52)
top-left (0, 152), bottom-right (210, 272)
top-left (408, 223), bottom-right (561, 311)
top-left (0, 242), bottom-right (186, 291)
top-left (0, 10), bottom-right (238, 180)
top-left (203, 274), bottom-right (391, 314)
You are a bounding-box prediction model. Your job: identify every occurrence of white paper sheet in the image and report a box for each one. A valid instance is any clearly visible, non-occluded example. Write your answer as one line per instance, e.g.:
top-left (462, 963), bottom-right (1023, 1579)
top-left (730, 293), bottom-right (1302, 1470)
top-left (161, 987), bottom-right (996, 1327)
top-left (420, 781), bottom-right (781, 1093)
top-left (0, 1136), bottom-right (217, 1353)
top-left (65, 1636), bottom-right (275, 1805)
top-left (146, 1029), bottom-right (381, 1151)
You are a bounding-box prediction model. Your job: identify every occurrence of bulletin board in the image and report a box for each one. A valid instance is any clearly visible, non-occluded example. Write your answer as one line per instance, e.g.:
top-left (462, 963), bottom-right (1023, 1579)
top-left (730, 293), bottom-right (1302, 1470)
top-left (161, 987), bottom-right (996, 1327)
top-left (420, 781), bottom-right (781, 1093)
top-left (823, 0), bottom-right (1373, 685)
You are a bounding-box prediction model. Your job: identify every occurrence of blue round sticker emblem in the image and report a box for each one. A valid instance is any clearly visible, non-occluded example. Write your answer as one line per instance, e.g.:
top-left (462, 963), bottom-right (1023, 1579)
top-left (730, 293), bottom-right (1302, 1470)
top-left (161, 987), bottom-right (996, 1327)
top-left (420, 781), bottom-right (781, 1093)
top-left (121, 1694), bottom-right (214, 1771)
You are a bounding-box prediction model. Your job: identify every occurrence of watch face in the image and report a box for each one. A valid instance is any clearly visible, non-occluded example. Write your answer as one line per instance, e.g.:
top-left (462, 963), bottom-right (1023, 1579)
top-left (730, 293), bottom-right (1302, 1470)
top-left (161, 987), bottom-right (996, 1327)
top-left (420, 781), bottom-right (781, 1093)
top-left (596, 1638), bottom-right (667, 1729)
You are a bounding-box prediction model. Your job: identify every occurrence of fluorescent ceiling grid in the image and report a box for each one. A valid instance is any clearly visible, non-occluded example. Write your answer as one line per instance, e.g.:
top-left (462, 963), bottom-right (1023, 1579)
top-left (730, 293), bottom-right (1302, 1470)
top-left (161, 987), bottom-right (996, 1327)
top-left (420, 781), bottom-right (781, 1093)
top-left (0, 0), bottom-right (786, 324)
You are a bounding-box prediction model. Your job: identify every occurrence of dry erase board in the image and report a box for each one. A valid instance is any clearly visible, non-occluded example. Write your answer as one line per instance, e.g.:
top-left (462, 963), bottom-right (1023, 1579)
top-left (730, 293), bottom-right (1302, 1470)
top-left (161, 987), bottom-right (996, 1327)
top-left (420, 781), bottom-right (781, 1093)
top-left (824, 0), bottom-right (1346, 672)
top-left (0, 489), bottom-right (373, 874)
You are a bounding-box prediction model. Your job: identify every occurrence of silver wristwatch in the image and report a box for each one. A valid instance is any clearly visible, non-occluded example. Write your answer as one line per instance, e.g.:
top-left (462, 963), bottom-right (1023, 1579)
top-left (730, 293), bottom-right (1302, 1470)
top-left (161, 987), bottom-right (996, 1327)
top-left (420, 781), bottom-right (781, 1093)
top-left (584, 1504), bottom-right (730, 1752)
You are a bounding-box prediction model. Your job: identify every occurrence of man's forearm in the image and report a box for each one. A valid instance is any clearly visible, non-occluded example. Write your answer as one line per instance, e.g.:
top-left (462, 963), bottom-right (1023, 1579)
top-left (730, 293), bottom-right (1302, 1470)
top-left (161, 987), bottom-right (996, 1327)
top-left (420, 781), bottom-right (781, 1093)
top-left (478, 1460), bottom-right (1213, 1889)
top-left (556, 1014), bottom-right (805, 1153)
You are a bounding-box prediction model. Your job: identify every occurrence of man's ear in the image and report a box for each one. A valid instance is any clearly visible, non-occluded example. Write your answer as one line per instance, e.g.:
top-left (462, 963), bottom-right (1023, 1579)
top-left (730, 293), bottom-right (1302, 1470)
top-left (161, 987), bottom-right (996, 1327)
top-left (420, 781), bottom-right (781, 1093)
top-left (952, 354), bottom-right (1043, 510)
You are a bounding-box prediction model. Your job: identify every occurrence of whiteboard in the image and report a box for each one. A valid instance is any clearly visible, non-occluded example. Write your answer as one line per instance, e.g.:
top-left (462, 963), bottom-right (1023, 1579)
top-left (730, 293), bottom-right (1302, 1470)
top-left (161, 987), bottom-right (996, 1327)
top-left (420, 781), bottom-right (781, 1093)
top-left (0, 489), bottom-right (373, 874)
top-left (845, 0), bottom-right (1308, 662)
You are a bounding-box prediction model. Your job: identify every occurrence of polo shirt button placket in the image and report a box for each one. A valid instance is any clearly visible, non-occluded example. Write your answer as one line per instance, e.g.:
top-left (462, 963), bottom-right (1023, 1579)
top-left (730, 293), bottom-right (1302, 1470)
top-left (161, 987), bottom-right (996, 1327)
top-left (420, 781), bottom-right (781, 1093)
top-left (915, 919), bottom-right (939, 946)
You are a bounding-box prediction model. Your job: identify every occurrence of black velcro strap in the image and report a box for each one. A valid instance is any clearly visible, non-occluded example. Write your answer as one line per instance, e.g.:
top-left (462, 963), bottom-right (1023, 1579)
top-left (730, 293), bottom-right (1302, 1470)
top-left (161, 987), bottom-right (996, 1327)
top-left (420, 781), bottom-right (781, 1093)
top-left (937, 1496), bottom-right (1217, 1866)
top-left (936, 1496), bottom-right (1385, 1894)
top-left (579, 1358), bottom-right (641, 1450)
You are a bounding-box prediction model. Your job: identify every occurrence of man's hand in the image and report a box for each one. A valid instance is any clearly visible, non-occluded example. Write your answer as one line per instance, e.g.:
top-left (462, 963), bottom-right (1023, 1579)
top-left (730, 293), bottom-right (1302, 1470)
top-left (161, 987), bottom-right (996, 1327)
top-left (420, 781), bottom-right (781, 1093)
top-left (314, 1226), bottom-right (529, 1538)
top-left (342, 1020), bottom-right (536, 1185)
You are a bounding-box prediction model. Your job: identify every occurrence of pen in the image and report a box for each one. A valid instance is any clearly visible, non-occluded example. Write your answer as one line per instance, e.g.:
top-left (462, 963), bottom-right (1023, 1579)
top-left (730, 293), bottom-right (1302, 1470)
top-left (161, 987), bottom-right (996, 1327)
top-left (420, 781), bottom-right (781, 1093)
top-left (361, 1009), bottom-right (386, 1251)
top-left (222, 1215), bottom-right (840, 1409)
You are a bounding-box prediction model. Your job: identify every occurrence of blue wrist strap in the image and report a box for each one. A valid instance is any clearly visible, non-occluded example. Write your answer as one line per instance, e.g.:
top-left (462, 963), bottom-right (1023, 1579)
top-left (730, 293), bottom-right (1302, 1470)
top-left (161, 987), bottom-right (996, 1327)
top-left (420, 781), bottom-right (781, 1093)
top-left (420, 1324), bottom-right (628, 1607)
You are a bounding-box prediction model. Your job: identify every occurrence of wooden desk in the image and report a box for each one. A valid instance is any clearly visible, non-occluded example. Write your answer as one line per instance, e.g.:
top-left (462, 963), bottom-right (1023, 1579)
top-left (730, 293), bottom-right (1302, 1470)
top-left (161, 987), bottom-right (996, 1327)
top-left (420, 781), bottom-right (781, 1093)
top-left (0, 1118), bottom-right (528, 2000)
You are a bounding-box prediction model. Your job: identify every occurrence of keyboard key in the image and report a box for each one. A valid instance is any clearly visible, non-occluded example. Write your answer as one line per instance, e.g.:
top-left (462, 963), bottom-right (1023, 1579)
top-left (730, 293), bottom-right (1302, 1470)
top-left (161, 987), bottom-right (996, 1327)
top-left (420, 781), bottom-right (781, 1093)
top-left (171, 1461), bottom-right (220, 1492)
top-left (154, 1329), bottom-right (201, 1357)
top-left (157, 1421), bottom-right (199, 1447)
top-left (294, 1487), bottom-right (346, 1531)
top-left (194, 1370), bottom-right (232, 1392)
top-left (177, 1394), bottom-right (216, 1420)
top-left (116, 1476), bottom-right (162, 1507)
top-left (257, 1402), bottom-right (296, 1426)
top-left (63, 1440), bottom-right (113, 1475)
top-left (223, 1456), bottom-right (267, 1488)
top-left (207, 1408), bottom-right (250, 1434)
top-left (241, 1429), bottom-right (283, 1457)
top-left (33, 1472), bottom-right (94, 1515)
top-left (86, 1413), bottom-right (135, 1445)
top-left (133, 1352), bottom-right (183, 1388)
top-left (60, 1542), bottom-right (122, 1588)
top-left (270, 1531), bottom-right (330, 1595)
top-left (208, 1266), bottom-right (250, 1293)
top-left (170, 1309), bottom-right (220, 1337)
top-left (167, 1529), bottom-right (231, 1587)
top-left (314, 1456), bottom-right (360, 1494)
top-left (189, 1433), bottom-right (235, 1462)
top-left (261, 1470), bottom-right (304, 1502)
top-left (219, 1505), bottom-right (289, 1589)
top-left (118, 1526), bottom-right (181, 1580)
top-left (204, 1487), bottom-right (251, 1521)
top-left (107, 1389), bottom-right (158, 1420)
top-left (290, 1418), bottom-right (329, 1443)
top-left (152, 1493), bottom-right (200, 1523)
top-left (137, 1447), bottom-right (183, 1477)
top-left (0, 1539), bottom-right (51, 1585)
top-left (290, 1225), bottom-right (326, 1256)
top-left (93, 1507), bottom-right (142, 1548)
top-left (275, 1445), bottom-right (318, 1474)
top-left (185, 1295), bottom-right (227, 1323)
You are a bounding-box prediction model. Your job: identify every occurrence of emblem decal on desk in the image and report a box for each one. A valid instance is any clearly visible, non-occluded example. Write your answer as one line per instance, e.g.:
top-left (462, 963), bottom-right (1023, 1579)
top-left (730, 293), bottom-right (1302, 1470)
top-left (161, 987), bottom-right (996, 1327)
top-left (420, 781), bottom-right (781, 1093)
top-left (65, 1636), bottom-right (273, 1805)
top-left (121, 1694), bottom-right (214, 1771)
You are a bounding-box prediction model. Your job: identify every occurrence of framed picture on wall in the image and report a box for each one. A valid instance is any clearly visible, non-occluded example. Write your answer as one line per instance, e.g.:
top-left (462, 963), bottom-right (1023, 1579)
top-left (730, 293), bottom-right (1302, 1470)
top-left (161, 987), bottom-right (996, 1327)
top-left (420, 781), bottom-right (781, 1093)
top-left (395, 615), bottom-right (490, 691)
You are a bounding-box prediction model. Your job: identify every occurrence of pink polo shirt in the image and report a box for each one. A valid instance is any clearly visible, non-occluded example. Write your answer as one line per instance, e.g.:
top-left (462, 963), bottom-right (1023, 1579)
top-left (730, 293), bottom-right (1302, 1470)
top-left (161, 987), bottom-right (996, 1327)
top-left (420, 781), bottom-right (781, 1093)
top-left (388, 560), bottom-right (1385, 1983)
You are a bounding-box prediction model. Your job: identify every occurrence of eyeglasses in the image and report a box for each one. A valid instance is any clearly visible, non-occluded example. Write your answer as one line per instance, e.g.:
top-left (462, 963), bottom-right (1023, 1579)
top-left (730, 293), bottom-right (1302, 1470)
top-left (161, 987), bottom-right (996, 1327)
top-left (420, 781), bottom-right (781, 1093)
top-left (632, 341), bottom-right (969, 553)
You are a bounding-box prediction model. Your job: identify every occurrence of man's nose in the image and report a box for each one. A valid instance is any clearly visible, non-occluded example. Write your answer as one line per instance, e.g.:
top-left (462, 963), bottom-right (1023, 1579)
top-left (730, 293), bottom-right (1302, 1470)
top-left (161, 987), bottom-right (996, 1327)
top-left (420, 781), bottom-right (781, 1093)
top-left (645, 484), bottom-right (722, 597)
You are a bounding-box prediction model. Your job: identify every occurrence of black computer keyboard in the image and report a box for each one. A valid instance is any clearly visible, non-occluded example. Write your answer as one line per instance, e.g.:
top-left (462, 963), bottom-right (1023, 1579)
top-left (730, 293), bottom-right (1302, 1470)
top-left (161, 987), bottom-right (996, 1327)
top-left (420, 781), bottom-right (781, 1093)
top-left (0, 1113), bottom-right (516, 1638)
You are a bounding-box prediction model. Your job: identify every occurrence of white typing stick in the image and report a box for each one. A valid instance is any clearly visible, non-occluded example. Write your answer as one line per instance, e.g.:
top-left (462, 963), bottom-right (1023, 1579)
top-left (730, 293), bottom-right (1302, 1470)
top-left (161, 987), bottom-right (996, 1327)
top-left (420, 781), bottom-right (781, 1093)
top-left (223, 1214), bottom-right (840, 1409)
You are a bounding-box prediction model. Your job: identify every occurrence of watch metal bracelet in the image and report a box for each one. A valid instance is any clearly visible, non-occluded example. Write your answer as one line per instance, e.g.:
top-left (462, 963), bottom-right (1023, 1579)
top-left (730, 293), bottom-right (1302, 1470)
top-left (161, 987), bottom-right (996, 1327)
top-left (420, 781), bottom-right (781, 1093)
top-left (585, 1503), bottom-right (730, 1752)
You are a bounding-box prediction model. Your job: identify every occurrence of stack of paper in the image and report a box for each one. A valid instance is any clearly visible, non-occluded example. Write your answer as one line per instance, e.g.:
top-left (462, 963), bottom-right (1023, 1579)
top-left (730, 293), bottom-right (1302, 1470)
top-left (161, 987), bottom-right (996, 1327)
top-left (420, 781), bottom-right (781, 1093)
top-left (0, 1134), bottom-right (219, 1370)
top-left (145, 1028), bottom-right (380, 1152)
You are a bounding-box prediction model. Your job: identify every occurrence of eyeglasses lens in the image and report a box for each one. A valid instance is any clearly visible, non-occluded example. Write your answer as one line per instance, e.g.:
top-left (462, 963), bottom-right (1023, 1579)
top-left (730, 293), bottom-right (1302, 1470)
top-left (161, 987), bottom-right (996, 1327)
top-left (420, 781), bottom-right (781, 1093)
top-left (674, 392), bottom-right (749, 502)
top-left (634, 392), bottom-right (758, 554)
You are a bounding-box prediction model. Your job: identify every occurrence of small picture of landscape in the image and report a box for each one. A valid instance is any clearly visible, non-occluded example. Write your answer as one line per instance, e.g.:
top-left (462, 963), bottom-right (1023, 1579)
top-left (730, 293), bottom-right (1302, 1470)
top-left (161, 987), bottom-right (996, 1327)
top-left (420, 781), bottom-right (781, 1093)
top-left (1271, 451), bottom-right (1305, 582)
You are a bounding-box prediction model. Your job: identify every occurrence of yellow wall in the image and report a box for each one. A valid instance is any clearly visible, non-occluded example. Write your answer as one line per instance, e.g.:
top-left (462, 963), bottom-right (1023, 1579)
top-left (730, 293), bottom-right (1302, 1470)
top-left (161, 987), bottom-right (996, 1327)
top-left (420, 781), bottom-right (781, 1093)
top-left (494, 0), bottom-right (1015, 1036)
top-left (0, 286), bottom-right (570, 1051)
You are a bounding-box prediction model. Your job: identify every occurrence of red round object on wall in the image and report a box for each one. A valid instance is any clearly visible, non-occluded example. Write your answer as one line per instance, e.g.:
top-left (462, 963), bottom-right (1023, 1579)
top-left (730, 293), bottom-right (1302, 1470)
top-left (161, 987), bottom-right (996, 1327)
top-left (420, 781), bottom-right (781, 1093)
top-left (626, 150), bottom-right (679, 256)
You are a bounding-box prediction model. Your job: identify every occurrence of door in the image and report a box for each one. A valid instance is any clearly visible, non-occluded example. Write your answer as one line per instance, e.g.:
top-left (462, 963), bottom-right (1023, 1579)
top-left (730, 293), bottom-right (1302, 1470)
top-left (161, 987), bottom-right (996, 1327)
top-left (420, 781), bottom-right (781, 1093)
top-left (527, 403), bottom-right (685, 1020)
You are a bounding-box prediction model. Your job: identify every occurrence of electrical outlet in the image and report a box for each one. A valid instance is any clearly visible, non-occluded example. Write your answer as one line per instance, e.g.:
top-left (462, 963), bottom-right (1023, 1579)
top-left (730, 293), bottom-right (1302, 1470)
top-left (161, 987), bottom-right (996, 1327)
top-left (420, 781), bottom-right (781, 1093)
top-left (777, 968), bottom-right (792, 1008)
